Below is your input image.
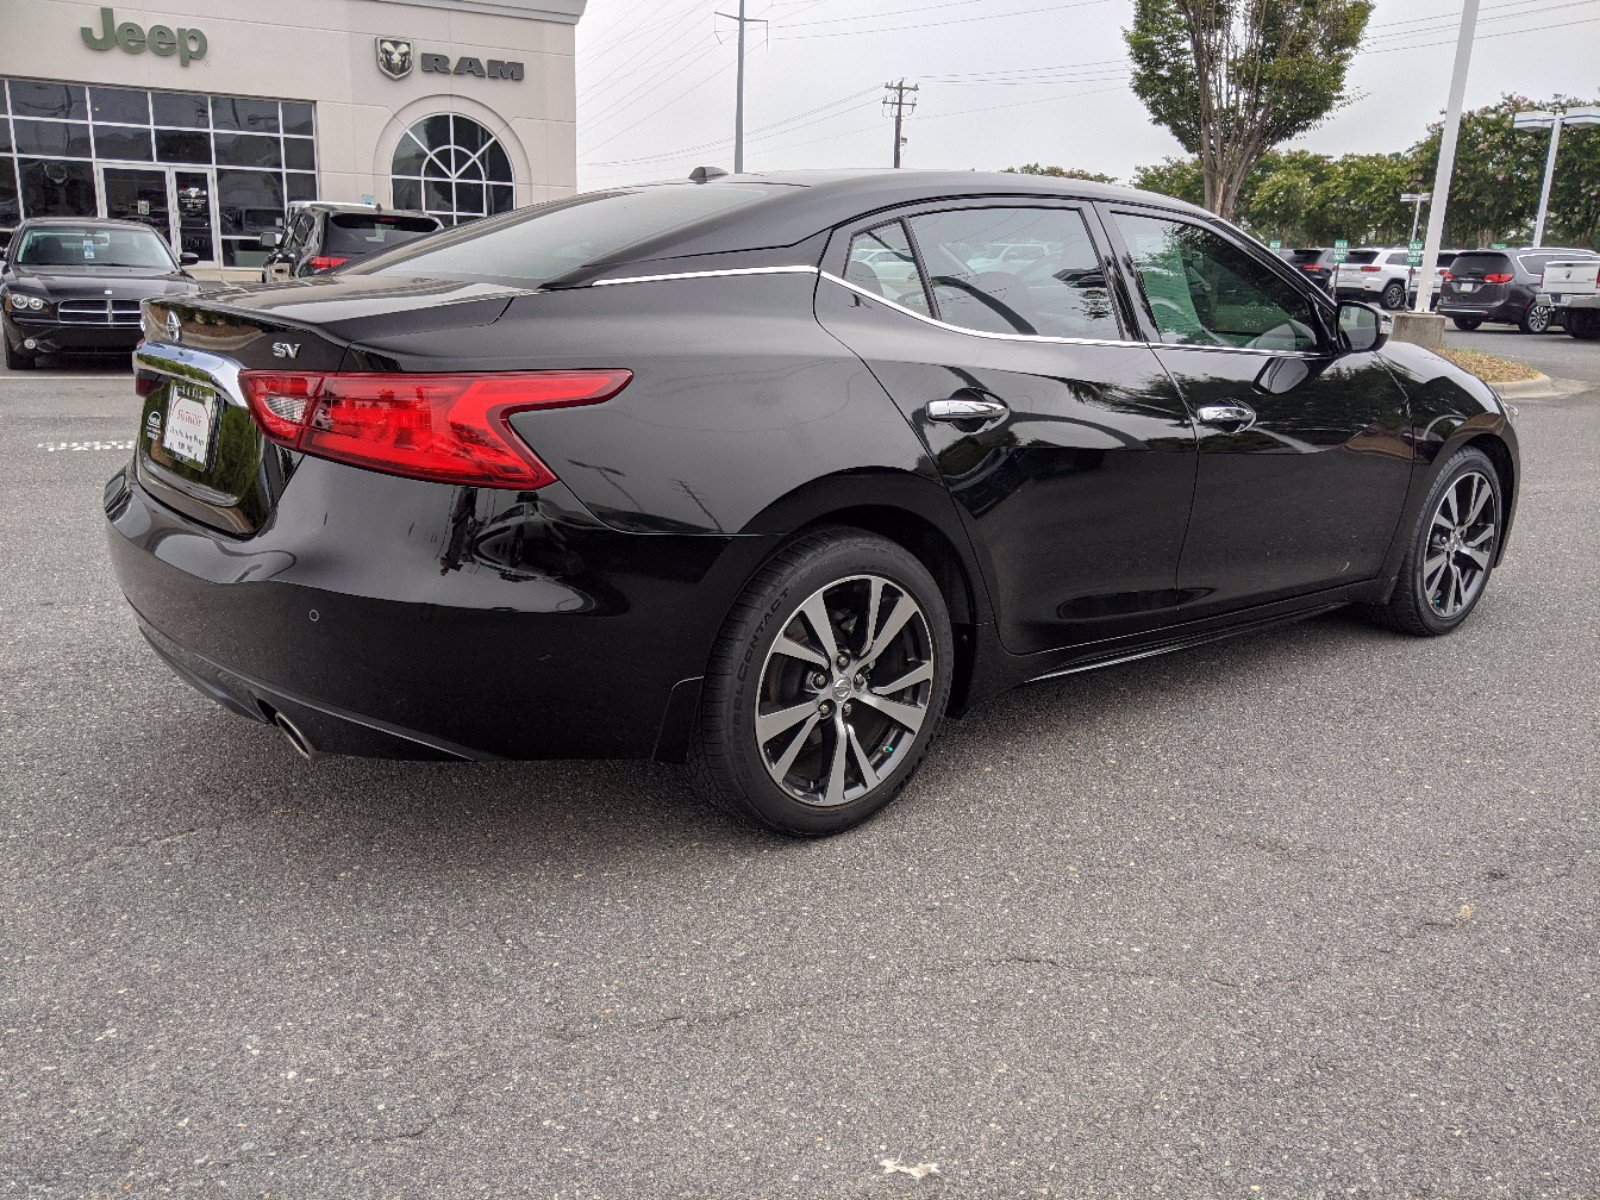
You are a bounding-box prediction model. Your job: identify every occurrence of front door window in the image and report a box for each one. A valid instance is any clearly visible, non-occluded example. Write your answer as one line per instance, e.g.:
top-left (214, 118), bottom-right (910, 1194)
top-left (1114, 212), bottom-right (1320, 352)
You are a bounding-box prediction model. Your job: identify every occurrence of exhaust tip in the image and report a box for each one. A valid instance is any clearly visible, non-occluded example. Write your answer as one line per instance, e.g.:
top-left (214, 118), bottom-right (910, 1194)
top-left (272, 711), bottom-right (317, 761)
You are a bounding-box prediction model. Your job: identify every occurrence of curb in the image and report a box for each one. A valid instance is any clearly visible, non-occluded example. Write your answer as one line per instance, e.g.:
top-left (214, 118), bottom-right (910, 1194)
top-left (1492, 373), bottom-right (1553, 398)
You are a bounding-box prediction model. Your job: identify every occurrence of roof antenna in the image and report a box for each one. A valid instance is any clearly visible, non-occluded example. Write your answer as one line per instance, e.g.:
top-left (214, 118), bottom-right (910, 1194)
top-left (689, 166), bottom-right (729, 183)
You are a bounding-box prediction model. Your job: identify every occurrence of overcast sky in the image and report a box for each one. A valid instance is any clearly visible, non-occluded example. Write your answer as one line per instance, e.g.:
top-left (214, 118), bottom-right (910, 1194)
top-left (573, 0), bottom-right (1600, 190)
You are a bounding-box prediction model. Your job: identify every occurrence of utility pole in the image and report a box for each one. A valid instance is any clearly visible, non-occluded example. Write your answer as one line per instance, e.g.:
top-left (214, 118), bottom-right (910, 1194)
top-left (1411, 0), bottom-right (1478, 314)
top-left (717, 1), bottom-right (767, 173)
top-left (882, 80), bottom-right (919, 168)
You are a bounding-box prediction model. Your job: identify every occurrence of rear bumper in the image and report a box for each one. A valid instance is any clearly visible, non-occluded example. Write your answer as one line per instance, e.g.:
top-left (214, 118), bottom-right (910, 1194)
top-left (104, 462), bottom-right (772, 761)
top-left (4, 313), bottom-right (141, 354)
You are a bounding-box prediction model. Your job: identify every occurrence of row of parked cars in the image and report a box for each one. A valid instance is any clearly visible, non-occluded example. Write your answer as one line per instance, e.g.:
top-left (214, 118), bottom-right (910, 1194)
top-left (1278, 243), bottom-right (1600, 336)
top-left (0, 202), bottom-right (443, 369)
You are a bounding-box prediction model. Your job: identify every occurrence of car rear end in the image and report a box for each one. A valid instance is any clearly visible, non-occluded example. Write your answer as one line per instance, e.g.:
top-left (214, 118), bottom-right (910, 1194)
top-left (1333, 249), bottom-right (1381, 300)
top-left (301, 211), bottom-right (443, 275)
top-left (1438, 251), bottom-right (1524, 324)
top-left (1538, 256), bottom-right (1600, 333)
top-left (104, 284), bottom-right (740, 763)
top-left (1286, 248), bottom-right (1333, 290)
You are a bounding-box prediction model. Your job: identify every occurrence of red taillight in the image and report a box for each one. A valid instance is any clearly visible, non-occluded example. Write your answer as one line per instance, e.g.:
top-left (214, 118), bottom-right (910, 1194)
top-left (307, 255), bottom-right (349, 272)
top-left (237, 370), bottom-right (632, 489)
top-left (1440, 270), bottom-right (1453, 282)
top-left (1301, 264), bottom-right (1319, 272)
top-left (1483, 272), bottom-right (1514, 284)
top-left (1359, 265), bottom-right (1380, 273)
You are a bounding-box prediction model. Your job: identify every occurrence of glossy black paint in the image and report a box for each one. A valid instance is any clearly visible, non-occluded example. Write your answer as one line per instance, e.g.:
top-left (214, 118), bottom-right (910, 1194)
top-left (3, 218), bottom-right (199, 359)
top-left (105, 171), bottom-right (1519, 764)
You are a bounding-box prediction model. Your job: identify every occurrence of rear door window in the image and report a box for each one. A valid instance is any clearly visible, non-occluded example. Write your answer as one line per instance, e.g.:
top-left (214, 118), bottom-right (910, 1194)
top-left (1343, 250), bottom-right (1379, 265)
top-left (905, 206), bottom-right (1122, 340)
top-left (324, 213), bottom-right (441, 254)
top-left (845, 221), bottom-right (930, 314)
top-left (1450, 252), bottom-right (1513, 278)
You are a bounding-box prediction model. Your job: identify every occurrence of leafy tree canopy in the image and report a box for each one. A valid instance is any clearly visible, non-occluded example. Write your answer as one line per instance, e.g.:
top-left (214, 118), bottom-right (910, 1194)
top-left (1002, 164), bottom-right (1120, 183)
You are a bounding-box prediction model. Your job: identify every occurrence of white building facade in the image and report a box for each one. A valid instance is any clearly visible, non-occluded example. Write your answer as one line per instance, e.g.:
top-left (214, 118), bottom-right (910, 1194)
top-left (0, 0), bottom-right (586, 276)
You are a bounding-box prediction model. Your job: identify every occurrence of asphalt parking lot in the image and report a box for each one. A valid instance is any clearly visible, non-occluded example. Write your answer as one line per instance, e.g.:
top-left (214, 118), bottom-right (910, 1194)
top-left (2, 329), bottom-right (1596, 1198)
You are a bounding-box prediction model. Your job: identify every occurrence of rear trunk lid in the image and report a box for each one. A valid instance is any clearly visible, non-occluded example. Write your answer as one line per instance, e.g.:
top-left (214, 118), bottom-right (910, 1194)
top-left (135, 276), bottom-right (524, 535)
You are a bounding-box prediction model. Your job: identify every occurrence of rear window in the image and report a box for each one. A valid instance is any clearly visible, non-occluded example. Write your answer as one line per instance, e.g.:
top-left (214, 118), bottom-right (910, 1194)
top-left (1287, 249), bottom-right (1324, 265)
top-left (1450, 252), bottom-right (1513, 277)
top-left (1343, 250), bottom-right (1379, 265)
top-left (324, 213), bottom-right (441, 254)
top-left (1517, 250), bottom-right (1596, 275)
top-left (360, 183), bottom-right (786, 285)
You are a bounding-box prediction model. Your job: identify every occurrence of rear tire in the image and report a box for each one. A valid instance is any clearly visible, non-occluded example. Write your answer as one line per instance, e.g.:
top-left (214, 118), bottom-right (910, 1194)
top-left (1566, 309), bottom-right (1600, 340)
top-left (1451, 317), bottom-right (1483, 331)
top-left (1381, 280), bottom-right (1406, 310)
top-left (1518, 304), bottom-right (1552, 334)
top-left (688, 527), bottom-right (953, 837)
top-left (1358, 447), bottom-right (1503, 637)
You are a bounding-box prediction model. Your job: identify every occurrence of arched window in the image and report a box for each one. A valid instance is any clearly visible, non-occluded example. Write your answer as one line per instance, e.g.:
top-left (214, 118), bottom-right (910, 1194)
top-left (390, 114), bottom-right (514, 225)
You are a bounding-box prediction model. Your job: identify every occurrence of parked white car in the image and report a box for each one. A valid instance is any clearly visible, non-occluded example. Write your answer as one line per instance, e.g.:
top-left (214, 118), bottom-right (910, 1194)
top-left (1538, 257), bottom-right (1600, 340)
top-left (1334, 247), bottom-right (1459, 310)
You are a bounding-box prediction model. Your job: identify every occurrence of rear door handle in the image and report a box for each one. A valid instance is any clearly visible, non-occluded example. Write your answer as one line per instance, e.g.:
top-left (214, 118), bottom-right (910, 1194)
top-left (1195, 402), bottom-right (1256, 433)
top-left (927, 396), bottom-right (1009, 424)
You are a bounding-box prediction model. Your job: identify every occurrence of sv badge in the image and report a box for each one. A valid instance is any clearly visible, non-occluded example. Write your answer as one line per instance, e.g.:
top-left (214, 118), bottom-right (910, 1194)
top-left (272, 342), bottom-right (301, 359)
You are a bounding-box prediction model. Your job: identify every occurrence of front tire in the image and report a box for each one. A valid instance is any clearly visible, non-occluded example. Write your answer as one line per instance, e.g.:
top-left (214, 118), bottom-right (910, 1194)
top-left (688, 528), bottom-right (954, 836)
top-left (1381, 280), bottom-right (1406, 310)
top-left (4, 336), bottom-right (35, 371)
top-left (1518, 304), bottom-right (1552, 334)
top-left (1451, 316), bottom-right (1484, 331)
top-left (1359, 447), bottom-right (1503, 636)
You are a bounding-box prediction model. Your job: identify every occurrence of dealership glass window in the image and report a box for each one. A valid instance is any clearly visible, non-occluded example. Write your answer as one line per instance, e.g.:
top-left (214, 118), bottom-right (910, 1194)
top-left (0, 78), bottom-right (318, 256)
top-left (391, 114), bottom-right (515, 226)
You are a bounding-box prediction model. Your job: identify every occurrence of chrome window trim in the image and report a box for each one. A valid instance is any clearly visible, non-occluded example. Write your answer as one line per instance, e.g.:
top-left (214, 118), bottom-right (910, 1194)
top-left (579, 263), bottom-right (1327, 358)
top-left (589, 265), bottom-right (821, 287)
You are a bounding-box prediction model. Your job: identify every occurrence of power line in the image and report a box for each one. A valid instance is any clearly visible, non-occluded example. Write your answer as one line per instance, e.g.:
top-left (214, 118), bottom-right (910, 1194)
top-left (1363, 11), bottom-right (1600, 52)
top-left (772, 0), bottom-right (1118, 39)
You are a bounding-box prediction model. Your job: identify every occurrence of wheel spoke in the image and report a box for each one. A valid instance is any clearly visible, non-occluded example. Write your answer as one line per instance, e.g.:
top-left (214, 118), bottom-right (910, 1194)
top-left (1423, 553), bottom-right (1449, 591)
top-left (1465, 525), bottom-right (1494, 549)
top-left (856, 690), bottom-right (927, 736)
top-left (799, 593), bottom-right (841, 666)
top-left (769, 712), bottom-right (820, 780)
top-left (1448, 564), bottom-right (1464, 613)
top-left (860, 577), bottom-right (884, 658)
top-left (772, 635), bottom-right (828, 668)
top-left (757, 700), bottom-right (819, 745)
top-left (846, 721), bottom-right (880, 789)
top-left (871, 660), bottom-right (934, 695)
top-left (1441, 485), bottom-right (1460, 526)
top-left (822, 716), bottom-right (849, 806)
top-left (1463, 475), bottom-right (1490, 525)
top-left (861, 594), bottom-right (919, 669)
top-left (1432, 510), bottom-right (1455, 532)
top-left (1458, 544), bottom-right (1490, 570)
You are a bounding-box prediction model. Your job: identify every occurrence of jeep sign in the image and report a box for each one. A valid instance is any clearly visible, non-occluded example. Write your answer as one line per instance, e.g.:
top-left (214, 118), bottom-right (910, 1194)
top-left (81, 7), bottom-right (207, 66)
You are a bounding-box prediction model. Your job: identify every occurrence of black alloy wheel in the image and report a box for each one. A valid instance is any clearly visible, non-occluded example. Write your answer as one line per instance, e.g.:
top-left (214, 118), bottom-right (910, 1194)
top-left (1518, 304), bottom-right (1553, 334)
top-left (1381, 280), bottom-right (1407, 310)
top-left (1361, 447), bottom-right (1502, 636)
top-left (1451, 316), bottom-right (1484, 331)
top-left (689, 528), bottom-right (953, 836)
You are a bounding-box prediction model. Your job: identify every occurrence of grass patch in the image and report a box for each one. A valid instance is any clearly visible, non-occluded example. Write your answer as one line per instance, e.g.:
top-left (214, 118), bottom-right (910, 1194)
top-left (1438, 348), bottom-right (1542, 384)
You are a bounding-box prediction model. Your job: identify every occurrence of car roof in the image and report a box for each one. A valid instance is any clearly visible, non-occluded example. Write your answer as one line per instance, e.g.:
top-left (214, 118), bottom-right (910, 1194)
top-left (290, 201), bottom-right (439, 221)
top-left (572, 168), bottom-right (1213, 273)
top-left (17, 217), bottom-right (162, 231)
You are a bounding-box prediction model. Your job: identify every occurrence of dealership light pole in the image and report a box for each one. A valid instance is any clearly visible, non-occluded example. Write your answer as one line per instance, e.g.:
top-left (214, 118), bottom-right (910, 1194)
top-left (1411, 0), bottom-right (1479, 314)
top-left (1401, 192), bottom-right (1431, 243)
top-left (1513, 106), bottom-right (1600, 247)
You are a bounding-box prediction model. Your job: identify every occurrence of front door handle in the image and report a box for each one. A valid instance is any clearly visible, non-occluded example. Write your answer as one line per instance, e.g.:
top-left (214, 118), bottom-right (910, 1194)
top-left (1195, 401), bottom-right (1257, 433)
top-left (927, 396), bottom-right (1009, 424)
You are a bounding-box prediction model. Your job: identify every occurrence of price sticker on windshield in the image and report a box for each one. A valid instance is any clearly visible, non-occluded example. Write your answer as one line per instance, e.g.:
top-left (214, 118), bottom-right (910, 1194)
top-left (162, 383), bottom-right (216, 467)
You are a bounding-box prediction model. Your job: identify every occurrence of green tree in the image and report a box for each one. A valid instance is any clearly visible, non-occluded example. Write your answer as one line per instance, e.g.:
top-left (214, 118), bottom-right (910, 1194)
top-left (1001, 164), bottom-right (1119, 183)
top-left (1410, 94), bottom-right (1600, 248)
top-left (1125, 0), bottom-right (1372, 219)
top-left (1129, 156), bottom-right (1205, 205)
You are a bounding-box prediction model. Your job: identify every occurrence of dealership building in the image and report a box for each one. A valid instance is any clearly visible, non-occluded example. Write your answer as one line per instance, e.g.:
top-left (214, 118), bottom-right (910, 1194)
top-left (0, 0), bottom-right (587, 276)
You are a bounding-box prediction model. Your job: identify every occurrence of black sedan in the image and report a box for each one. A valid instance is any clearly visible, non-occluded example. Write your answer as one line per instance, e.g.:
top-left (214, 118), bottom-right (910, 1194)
top-left (3, 218), bottom-right (201, 370)
top-left (105, 170), bottom-right (1519, 836)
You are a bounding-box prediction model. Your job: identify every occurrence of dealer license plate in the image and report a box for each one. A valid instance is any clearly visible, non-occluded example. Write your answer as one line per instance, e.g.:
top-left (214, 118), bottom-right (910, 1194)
top-left (162, 383), bottom-right (216, 467)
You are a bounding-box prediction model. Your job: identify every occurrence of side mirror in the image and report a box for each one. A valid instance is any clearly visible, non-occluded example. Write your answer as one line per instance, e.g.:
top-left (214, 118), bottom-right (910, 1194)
top-left (180, 251), bottom-right (200, 266)
top-left (258, 231), bottom-right (282, 250)
top-left (1338, 301), bottom-right (1388, 353)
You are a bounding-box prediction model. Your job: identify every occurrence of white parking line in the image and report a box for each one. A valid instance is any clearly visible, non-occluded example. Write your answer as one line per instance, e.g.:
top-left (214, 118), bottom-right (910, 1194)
top-left (38, 440), bottom-right (135, 452)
